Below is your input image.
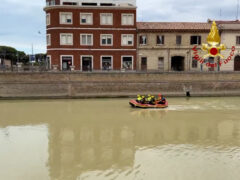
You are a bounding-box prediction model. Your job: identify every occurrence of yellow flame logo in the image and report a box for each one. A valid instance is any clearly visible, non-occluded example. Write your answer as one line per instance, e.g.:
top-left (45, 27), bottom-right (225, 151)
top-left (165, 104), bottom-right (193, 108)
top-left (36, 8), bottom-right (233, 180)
top-left (202, 21), bottom-right (226, 58)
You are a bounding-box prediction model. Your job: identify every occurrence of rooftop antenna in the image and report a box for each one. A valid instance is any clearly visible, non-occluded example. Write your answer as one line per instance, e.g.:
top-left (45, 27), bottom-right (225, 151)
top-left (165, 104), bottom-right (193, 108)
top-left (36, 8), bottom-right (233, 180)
top-left (237, 0), bottom-right (239, 20)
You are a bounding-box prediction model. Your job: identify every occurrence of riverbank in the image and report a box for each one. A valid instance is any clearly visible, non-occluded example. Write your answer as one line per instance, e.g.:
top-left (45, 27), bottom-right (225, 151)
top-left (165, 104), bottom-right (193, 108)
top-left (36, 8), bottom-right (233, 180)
top-left (0, 71), bottom-right (240, 99)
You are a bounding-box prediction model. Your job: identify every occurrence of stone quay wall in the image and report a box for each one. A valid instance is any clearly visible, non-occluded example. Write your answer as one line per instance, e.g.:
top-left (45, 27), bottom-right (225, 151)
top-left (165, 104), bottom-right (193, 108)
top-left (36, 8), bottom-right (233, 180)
top-left (0, 72), bottom-right (240, 99)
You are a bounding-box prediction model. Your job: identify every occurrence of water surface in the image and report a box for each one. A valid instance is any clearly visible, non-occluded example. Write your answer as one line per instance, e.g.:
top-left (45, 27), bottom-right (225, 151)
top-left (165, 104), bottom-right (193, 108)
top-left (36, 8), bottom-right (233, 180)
top-left (0, 97), bottom-right (240, 180)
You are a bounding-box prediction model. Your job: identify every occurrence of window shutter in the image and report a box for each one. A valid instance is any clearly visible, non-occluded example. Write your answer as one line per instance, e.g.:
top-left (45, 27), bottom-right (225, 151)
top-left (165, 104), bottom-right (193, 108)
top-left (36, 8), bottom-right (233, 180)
top-left (140, 36), bottom-right (143, 44)
top-left (61, 35), bottom-right (65, 44)
top-left (82, 35), bottom-right (86, 45)
top-left (130, 15), bottom-right (134, 25)
top-left (108, 15), bottom-right (112, 24)
top-left (102, 15), bottom-right (106, 24)
top-left (67, 35), bottom-right (71, 44)
top-left (122, 16), bottom-right (127, 25)
top-left (87, 15), bottom-right (90, 24)
top-left (61, 15), bottom-right (65, 24)
top-left (87, 35), bottom-right (92, 45)
top-left (122, 35), bottom-right (127, 45)
top-left (190, 36), bottom-right (194, 45)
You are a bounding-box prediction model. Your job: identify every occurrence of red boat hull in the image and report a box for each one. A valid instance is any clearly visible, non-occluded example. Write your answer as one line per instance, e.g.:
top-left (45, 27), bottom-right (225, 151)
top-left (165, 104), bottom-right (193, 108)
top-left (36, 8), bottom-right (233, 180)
top-left (129, 100), bottom-right (168, 108)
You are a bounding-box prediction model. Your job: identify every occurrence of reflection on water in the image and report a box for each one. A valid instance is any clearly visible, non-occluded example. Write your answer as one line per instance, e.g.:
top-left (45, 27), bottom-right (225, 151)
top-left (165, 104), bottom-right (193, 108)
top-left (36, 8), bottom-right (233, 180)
top-left (0, 98), bottom-right (240, 180)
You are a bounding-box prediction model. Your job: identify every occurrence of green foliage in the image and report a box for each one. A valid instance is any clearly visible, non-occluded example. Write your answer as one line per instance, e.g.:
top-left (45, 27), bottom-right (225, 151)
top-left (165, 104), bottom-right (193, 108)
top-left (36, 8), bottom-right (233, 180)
top-left (0, 46), bottom-right (46, 65)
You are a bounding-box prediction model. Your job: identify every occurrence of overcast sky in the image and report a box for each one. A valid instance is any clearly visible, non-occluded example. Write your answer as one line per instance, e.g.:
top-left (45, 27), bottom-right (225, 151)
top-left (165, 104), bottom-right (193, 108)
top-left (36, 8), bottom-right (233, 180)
top-left (0, 0), bottom-right (239, 54)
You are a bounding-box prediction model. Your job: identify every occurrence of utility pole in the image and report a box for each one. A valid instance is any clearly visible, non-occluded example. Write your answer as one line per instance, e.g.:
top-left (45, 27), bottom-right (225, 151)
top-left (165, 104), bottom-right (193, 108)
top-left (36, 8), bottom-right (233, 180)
top-left (30, 43), bottom-right (34, 67)
top-left (237, 0), bottom-right (239, 20)
top-left (17, 51), bottom-right (19, 63)
top-left (3, 49), bottom-right (6, 66)
top-left (32, 43), bottom-right (34, 56)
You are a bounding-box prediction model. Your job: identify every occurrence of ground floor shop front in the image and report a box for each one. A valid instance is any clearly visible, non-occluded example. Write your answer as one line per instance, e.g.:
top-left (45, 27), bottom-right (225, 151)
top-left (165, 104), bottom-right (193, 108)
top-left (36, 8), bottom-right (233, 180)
top-left (138, 48), bottom-right (240, 72)
top-left (46, 49), bottom-right (240, 72)
top-left (47, 50), bottom-right (137, 71)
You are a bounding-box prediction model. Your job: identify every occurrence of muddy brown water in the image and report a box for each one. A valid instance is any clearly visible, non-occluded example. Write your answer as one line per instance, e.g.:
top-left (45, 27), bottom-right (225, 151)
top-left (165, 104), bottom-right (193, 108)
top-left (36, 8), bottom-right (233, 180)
top-left (0, 97), bottom-right (240, 180)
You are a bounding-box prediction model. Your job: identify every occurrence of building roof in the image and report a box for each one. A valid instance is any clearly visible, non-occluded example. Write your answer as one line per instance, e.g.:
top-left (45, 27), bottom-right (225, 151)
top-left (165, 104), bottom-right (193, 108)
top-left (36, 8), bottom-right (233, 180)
top-left (209, 20), bottom-right (240, 30)
top-left (137, 22), bottom-right (211, 32)
top-left (209, 19), bottom-right (240, 24)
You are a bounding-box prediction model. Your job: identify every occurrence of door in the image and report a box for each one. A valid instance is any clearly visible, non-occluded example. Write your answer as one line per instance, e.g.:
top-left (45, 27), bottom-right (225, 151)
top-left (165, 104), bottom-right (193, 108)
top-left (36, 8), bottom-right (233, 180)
top-left (234, 56), bottom-right (240, 71)
top-left (141, 57), bottom-right (147, 71)
top-left (62, 56), bottom-right (72, 71)
top-left (82, 56), bottom-right (92, 71)
top-left (208, 57), bottom-right (215, 71)
top-left (158, 57), bottom-right (164, 71)
top-left (171, 56), bottom-right (184, 71)
top-left (46, 56), bottom-right (51, 70)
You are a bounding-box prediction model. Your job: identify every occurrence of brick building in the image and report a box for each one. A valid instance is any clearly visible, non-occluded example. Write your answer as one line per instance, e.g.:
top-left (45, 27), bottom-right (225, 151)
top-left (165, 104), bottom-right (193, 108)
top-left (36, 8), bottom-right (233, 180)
top-left (137, 22), bottom-right (211, 72)
top-left (137, 20), bottom-right (240, 72)
top-left (44, 0), bottom-right (137, 71)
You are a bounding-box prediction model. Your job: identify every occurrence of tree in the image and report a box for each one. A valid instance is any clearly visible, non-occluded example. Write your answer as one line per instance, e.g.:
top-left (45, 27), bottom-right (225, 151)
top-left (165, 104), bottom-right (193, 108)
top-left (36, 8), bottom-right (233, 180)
top-left (0, 46), bottom-right (46, 65)
top-left (0, 46), bottom-right (28, 64)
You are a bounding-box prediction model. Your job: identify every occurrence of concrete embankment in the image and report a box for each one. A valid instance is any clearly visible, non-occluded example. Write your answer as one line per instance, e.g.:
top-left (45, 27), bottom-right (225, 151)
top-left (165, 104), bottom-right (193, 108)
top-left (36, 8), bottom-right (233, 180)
top-left (0, 72), bottom-right (240, 99)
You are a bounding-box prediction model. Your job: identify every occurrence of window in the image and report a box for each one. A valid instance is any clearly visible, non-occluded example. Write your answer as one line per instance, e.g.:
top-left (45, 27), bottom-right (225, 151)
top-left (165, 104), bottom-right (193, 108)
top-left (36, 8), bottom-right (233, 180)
top-left (141, 57), bottom-right (147, 71)
top-left (190, 36), bottom-right (201, 45)
top-left (122, 34), bottom-right (134, 46)
top-left (176, 35), bottom-right (182, 45)
top-left (100, 13), bottom-right (113, 25)
top-left (236, 36), bottom-right (240, 45)
top-left (101, 56), bottom-right (112, 70)
top-left (81, 56), bottom-right (93, 71)
top-left (62, 2), bottom-right (77, 5)
top-left (158, 57), bottom-right (164, 71)
top-left (100, 3), bottom-right (115, 6)
top-left (208, 57), bottom-right (215, 71)
top-left (82, 3), bottom-right (97, 6)
top-left (192, 58), bottom-right (198, 68)
top-left (60, 34), bottom-right (73, 45)
top-left (122, 56), bottom-right (133, 70)
top-left (80, 34), bottom-right (93, 45)
top-left (47, 34), bottom-right (51, 46)
top-left (46, 13), bottom-right (50, 25)
top-left (60, 12), bottom-right (72, 24)
top-left (139, 35), bottom-right (147, 45)
top-left (80, 13), bottom-right (93, 25)
top-left (157, 35), bottom-right (164, 45)
top-left (61, 56), bottom-right (73, 71)
top-left (101, 34), bottom-right (113, 46)
top-left (122, 14), bottom-right (134, 25)
top-left (46, 0), bottom-right (55, 6)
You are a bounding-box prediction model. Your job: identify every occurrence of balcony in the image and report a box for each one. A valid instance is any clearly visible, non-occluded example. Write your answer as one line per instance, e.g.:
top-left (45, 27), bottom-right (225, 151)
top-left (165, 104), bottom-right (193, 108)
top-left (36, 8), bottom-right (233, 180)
top-left (46, 0), bottom-right (136, 7)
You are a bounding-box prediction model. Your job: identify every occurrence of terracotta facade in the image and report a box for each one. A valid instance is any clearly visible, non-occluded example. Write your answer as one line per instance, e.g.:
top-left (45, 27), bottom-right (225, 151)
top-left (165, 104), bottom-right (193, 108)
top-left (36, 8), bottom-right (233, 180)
top-left (44, 3), bottom-right (137, 71)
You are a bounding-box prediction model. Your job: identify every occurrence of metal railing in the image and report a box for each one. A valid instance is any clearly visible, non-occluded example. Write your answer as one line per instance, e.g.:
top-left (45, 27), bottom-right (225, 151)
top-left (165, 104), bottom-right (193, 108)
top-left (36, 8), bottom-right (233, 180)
top-left (0, 65), bottom-right (50, 72)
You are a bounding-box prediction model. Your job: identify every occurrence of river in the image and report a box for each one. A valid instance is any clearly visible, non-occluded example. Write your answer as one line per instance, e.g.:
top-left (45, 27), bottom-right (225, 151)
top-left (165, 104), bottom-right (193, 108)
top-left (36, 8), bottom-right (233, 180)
top-left (0, 97), bottom-right (240, 180)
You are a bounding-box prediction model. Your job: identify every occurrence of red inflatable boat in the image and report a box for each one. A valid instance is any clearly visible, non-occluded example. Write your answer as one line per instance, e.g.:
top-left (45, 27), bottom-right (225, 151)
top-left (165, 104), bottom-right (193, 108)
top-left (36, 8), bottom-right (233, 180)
top-left (129, 99), bottom-right (168, 109)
